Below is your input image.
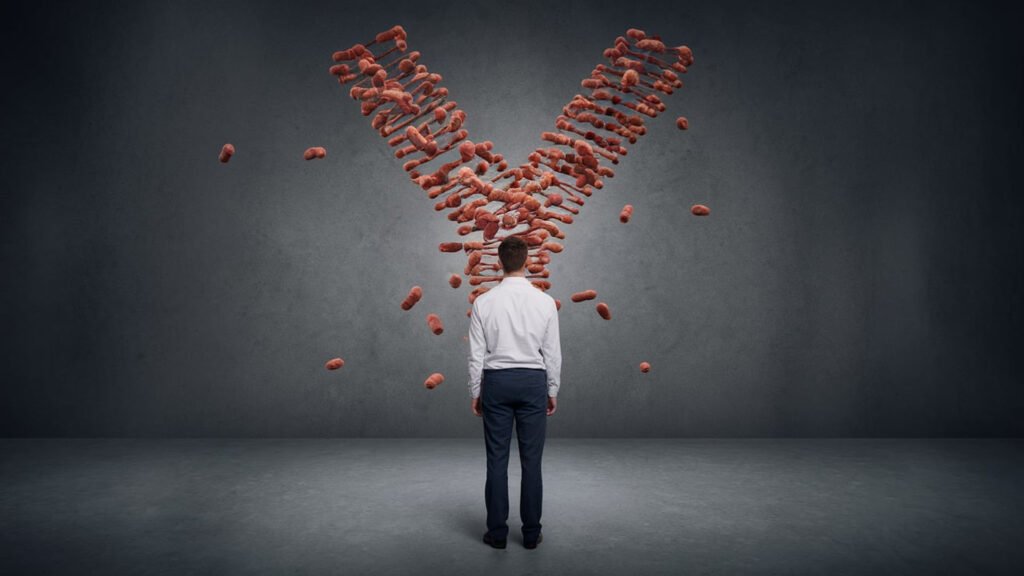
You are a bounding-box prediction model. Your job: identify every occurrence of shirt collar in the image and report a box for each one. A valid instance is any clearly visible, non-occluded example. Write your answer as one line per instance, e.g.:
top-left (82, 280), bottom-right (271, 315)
top-left (500, 276), bottom-right (531, 285)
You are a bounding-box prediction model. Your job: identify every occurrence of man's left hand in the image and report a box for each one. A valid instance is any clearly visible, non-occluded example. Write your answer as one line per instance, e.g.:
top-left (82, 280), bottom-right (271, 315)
top-left (471, 397), bottom-right (483, 417)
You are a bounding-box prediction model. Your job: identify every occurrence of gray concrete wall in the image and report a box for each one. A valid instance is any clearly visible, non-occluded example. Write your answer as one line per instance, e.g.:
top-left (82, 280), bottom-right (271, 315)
top-left (2, 0), bottom-right (1022, 436)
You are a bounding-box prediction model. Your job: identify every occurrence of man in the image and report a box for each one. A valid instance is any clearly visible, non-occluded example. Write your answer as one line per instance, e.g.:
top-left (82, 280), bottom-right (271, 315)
top-left (468, 235), bottom-right (561, 550)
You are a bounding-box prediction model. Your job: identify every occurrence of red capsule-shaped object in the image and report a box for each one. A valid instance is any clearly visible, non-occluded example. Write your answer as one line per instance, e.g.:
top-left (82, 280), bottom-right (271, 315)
top-left (424, 372), bottom-right (444, 389)
top-left (219, 143), bottom-right (235, 163)
top-left (401, 286), bottom-right (422, 310)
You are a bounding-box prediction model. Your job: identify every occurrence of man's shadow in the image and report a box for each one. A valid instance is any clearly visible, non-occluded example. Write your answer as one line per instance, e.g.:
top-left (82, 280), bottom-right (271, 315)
top-left (458, 509), bottom-right (483, 540)
top-left (456, 507), bottom-right (528, 545)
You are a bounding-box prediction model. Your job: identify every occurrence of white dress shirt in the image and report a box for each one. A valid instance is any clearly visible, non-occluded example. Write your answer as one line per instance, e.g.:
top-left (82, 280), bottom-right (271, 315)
top-left (467, 276), bottom-right (562, 399)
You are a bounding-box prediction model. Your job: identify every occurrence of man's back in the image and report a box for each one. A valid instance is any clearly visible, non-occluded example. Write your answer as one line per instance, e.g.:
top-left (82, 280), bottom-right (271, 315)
top-left (468, 277), bottom-right (561, 399)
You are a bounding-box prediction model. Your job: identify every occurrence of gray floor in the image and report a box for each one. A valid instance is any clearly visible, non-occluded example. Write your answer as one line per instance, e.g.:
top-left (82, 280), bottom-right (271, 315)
top-left (2, 439), bottom-right (1023, 575)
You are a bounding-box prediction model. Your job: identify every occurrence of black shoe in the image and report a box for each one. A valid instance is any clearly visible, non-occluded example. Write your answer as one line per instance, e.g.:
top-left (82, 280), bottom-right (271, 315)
top-left (483, 532), bottom-right (507, 549)
top-left (524, 532), bottom-right (543, 549)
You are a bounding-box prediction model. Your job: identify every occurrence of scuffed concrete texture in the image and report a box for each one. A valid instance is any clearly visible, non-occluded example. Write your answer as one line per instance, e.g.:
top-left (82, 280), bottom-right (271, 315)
top-left (3, 439), bottom-right (1024, 575)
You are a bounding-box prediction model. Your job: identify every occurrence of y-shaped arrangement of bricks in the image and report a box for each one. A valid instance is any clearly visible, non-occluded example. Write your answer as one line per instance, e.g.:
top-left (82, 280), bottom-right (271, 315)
top-left (329, 25), bottom-right (696, 311)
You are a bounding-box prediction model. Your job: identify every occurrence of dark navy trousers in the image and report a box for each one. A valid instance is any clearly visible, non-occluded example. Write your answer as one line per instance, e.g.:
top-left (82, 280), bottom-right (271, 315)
top-left (482, 367), bottom-right (547, 542)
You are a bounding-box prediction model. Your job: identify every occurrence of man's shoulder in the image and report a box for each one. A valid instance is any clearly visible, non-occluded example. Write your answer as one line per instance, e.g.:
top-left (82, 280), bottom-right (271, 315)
top-left (475, 286), bottom-right (499, 306)
top-left (529, 287), bottom-right (557, 309)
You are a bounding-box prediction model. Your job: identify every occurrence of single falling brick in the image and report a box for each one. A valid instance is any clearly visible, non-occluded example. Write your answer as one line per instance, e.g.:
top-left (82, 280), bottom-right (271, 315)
top-left (401, 286), bottom-right (423, 310)
top-left (219, 143), bottom-right (235, 163)
top-left (303, 146), bottom-right (327, 160)
top-left (571, 290), bottom-right (597, 303)
top-left (620, 204), bottom-right (633, 223)
top-left (426, 313), bottom-right (444, 335)
top-left (424, 372), bottom-right (444, 389)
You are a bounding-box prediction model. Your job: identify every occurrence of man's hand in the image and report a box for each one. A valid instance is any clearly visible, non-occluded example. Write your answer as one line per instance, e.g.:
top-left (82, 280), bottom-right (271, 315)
top-left (472, 396), bottom-right (483, 417)
top-left (547, 396), bottom-right (557, 416)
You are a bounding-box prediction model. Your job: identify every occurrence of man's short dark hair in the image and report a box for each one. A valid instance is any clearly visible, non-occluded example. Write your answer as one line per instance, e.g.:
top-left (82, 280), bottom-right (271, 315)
top-left (498, 235), bottom-right (528, 272)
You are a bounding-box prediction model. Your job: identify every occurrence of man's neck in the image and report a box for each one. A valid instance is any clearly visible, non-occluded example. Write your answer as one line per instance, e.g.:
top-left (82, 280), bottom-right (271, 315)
top-left (503, 269), bottom-right (526, 279)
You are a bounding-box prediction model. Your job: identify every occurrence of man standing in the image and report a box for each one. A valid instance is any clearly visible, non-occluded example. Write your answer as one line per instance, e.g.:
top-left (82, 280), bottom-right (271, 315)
top-left (468, 235), bottom-right (561, 550)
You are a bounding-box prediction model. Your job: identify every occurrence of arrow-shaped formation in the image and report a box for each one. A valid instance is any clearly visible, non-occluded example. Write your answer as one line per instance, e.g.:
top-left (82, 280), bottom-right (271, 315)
top-left (330, 25), bottom-right (697, 307)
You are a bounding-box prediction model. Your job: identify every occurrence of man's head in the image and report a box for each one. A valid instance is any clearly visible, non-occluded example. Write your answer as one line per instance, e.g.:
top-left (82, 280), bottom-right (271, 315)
top-left (498, 235), bottom-right (528, 273)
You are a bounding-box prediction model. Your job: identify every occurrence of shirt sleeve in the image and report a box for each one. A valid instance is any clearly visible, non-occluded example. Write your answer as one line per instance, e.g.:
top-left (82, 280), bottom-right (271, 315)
top-left (540, 301), bottom-right (562, 397)
top-left (467, 300), bottom-right (486, 399)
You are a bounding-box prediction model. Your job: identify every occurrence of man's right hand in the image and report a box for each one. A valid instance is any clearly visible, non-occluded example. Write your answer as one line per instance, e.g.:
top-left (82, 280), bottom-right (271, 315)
top-left (547, 396), bottom-right (557, 416)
